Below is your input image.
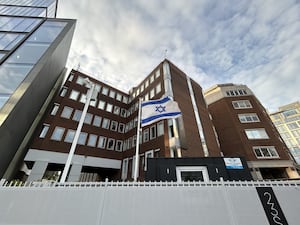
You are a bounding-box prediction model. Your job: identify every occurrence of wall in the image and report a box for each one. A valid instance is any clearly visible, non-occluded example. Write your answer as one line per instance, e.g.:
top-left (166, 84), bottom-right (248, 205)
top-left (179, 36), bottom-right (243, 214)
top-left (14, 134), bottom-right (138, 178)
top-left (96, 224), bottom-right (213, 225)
top-left (0, 180), bottom-right (299, 225)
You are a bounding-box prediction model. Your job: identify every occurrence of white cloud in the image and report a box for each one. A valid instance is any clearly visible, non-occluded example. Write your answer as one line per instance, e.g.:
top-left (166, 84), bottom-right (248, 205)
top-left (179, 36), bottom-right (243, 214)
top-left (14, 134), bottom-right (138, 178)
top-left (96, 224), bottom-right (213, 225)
top-left (57, 0), bottom-right (300, 111)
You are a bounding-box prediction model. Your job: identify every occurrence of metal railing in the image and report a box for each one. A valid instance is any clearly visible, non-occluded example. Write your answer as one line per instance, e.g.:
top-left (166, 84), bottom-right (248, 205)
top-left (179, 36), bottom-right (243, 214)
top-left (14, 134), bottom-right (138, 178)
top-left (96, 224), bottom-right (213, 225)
top-left (1, 178), bottom-right (300, 188)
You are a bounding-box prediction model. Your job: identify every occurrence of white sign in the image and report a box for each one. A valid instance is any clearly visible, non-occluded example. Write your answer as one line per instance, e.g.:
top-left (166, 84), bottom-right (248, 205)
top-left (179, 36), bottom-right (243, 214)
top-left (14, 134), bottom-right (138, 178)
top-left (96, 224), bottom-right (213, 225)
top-left (224, 158), bottom-right (243, 169)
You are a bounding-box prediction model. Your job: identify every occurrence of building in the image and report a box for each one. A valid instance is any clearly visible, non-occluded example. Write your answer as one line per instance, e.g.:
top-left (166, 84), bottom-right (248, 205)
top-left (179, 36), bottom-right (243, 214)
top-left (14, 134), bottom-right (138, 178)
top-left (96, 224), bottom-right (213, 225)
top-left (0, 0), bottom-right (76, 179)
top-left (23, 59), bottom-right (222, 182)
top-left (269, 101), bottom-right (300, 165)
top-left (204, 84), bottom-right (299, 180)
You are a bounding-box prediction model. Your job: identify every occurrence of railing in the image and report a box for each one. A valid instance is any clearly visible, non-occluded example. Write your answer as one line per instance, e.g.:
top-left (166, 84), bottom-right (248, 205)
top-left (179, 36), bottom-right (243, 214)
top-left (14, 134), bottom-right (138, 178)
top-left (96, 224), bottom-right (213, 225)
top-left (1, 178), bottom-right (300, 188)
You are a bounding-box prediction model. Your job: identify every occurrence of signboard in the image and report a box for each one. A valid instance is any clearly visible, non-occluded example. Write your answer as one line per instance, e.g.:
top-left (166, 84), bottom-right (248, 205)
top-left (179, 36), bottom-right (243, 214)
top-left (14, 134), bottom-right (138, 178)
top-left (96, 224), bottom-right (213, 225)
top-left (223, 158), bottom-right (243, 169)
top-left (256, 187), bottom-right (288, 225)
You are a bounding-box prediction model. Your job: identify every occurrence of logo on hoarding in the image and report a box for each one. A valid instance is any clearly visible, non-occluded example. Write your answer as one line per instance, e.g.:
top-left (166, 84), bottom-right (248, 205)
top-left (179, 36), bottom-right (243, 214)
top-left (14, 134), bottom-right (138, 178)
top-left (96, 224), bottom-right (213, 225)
top-left (223, 158), bottom-right (243, 169)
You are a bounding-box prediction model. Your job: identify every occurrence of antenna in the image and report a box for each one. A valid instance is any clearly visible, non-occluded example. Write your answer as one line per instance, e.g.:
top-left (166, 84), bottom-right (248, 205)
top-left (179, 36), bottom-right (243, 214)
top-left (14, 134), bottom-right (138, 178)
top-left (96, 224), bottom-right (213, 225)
top-left (164, 49), bottom-right (168, 59)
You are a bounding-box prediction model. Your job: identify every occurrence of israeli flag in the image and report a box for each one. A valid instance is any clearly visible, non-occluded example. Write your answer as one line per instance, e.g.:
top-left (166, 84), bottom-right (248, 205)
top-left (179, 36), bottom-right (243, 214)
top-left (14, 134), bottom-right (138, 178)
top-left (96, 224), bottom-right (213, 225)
top-left (141, 96), bottom-right (182, 127)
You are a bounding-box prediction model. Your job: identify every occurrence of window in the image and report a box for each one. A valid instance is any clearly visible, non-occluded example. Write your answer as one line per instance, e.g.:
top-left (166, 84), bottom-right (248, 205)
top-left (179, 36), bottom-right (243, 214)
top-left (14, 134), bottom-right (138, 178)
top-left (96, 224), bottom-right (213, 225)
top-left (76, 76), bottom-right (85, 85)
top-left (64, 129), bottom-right (75, 143)
top-left (176, 166), bottom-right (209, 182)
top-left (145, 80), bottom-right (149, 88)
top-left (226, 89), bottom-right (248, 96)
top-left (51, 127), bottom-right (65, 141)
top-left (150, 75), bottom-right (154, 83)
top-left (68, 73), bottom-right (74, 82)
top-left (113, 106), bottom-right (120, 115)
top-left (69, 90), bottom-right (80, 101)
top-left (157, 121), bottom-right (164, 136)
top-left (121, 158), bottom-right (128, 180)
top-left (106, 103), bottom-right (113, 112)
top-left (87, 134), bottom-right (97, 147)
top-left (144, 93), bottom-right (149, 101)
top-left (98, 100), bottom-right (106, 110)
top-left (102, 118), bottom-right (110, 129)
top-left (72, 110), bottom-right (82, 121)
top-left (140, 84), bottom-right (144, 92)
top-left (111, 121), bottom-right (118, 131)
top-left (101, 87), bottom-right (108, 95)
top-left (116, 93), bottom-right (122, 101)
top-left (253, 146), bottom-right (279, 158)
top-left (98, 136), bottom-right (107, 149)
top-left (118, 123), bottom-right (125, 133)
top-left (156, 83), bottom-right (161, 94)
top-left (39, 124), bottom-right (50, 138)
top-left (120, 108), bottom-right (126, 117)
top-left (60, 87), bottom-right (68, 97)
top-left (107, 138), bottom-right (115, 150)
top-left (79, 94), bottom-right (86, 103)
top-left (282, 109), bottom-right (298, 117)
top-left (78, 132), bottom-right (87, 145)
top-left (122, 96), bottom-right (128, 104)
top-left (232, 100), bottom-right (252, 109)
top-left (144, 150), bottom-right (154, 171)
top-left (50, 103), bottom-right (59, 116)
top-left (150, 125), bottom-right (156, 140)
top-left (84, 113), bottom-right (93, 124)
top-left (61, 106), bottom-right (73, 119)
top-left (132, 135), bottom-right (137, 147)
top-left (150, 88), bottom-right (155, 99)
top-left (245, 128), bottom-right (269, 139)
top-left (143, 128), bottom-right (149, 142)
top-left (93, 115), bottom-right (102, 127)
top-left (238, 113), bottom-right (259, 123)
top-left (109, 90), bottom-right (116, 99)
top-left (116, 140), bottom-right (123, 152)
top-left (89, 99), bottom-right (96, 107)
top-left (287, 122), bottom-right (299, 130)
top-left (155, 69), bottom-right (160, 78)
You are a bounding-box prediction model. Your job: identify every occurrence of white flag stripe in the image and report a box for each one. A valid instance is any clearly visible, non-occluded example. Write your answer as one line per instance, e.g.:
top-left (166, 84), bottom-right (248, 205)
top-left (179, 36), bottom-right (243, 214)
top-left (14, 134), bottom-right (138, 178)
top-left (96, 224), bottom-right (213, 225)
top-left (141, 96), bottom-right (181, 127)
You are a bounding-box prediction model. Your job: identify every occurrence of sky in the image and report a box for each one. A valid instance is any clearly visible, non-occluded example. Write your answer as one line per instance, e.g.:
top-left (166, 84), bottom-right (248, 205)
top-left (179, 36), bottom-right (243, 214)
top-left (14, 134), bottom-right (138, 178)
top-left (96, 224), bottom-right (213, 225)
top-left (57, 0), bottom-right (300, 112)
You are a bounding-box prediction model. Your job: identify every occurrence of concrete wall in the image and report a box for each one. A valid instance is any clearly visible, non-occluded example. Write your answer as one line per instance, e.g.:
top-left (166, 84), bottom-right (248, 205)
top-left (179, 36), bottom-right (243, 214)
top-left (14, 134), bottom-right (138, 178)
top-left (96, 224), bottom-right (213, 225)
top-left (0, 180), bottom-right (299, 225)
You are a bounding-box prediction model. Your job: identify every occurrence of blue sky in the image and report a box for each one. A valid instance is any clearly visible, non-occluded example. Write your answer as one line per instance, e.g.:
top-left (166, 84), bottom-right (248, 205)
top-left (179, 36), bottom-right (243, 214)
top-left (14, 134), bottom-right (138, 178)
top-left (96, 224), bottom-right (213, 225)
top-left (57, 0), bottom-right (300, 112)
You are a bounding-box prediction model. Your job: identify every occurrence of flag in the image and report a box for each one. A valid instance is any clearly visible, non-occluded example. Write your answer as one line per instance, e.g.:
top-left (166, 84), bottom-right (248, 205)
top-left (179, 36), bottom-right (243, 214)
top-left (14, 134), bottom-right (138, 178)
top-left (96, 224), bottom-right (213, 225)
top-left (141, 96), bottom-right (181, 127)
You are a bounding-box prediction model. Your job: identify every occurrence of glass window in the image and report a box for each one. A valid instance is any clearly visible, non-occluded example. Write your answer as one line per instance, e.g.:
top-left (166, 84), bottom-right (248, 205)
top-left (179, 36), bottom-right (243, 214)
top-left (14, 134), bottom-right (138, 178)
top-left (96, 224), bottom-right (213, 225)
top-left (106, 103), bottom-right (113, 112)
top-left (156, 83), bottom-right (161, 94)
top-left (118, 123), bottom-right (125, 133)
top-left (238, 113), bottom-right (260, 123)
top-left (245, 128), bottom-right (269, 139)
top-left (78, 132), bottom-right (87, 145)
top-left (84, 113), bottom-right (93, 124)
top-left (72, 110), bottom-right (82, 121)
top-left (107, 138), bottom-right (115, 150)
top-left (50, 126), bottom-right (65, 141)
top-left (109, 90), bottom-right (116, 99)
top-left (102, 87), bottom-right (108, 95)
top-left (79, 94), bottom-right (86, 103)
top-left (60, 87), bottom-right (68, 97)
top-left (102, 118), bottom-right (110, 129)
top-left (282, 109), bottom-right (298, 118)
top-left (50, 103), bottom-right (59, 116)
top-left (69, 90), bottom-right (80, 101)
top-left (150, 88), bottom-right (155, 99)
top-left (61, 106), bottom-right (73, 119)
top-left (123, 96), bottom-right (128, 104)
top-left (232, 100), bottom-right (252, 109)
top-left (143, 129), bottom-right (149, 142)
top-left (287, 123), bottom-right (299, 130)
top-left (113, 106), bottom-right (120, 115)
top-left (150, 125), bottom-right (156, 140)
top-left (68, 73), bottom-right (74, 82)
top-left (89, 99), bottom-right (96, 107)
top-left (0, 33), bottom-right (25, 51)
top-left (98, 100), bottom-right (105, 110)
top-left (253, 146), bottom-right (279, 158)
top-left (116, 93), bottom-right (122, 101)
top-left (93, 115), bottom-right (102, 127)
top-left (111, 121), bottom-right (118, 131)
top-left (120, 108), bottom-right (126, 117)
top-left (64, 129), bottom-right (75, 143)
top-left (76, 76), bottom-right (85, 85)
top-left (155, 69), bottom-right (160, 78)
top-left (116, 140), bottom-right (123, 152)
top-left (150, 75), bottom-right (154, 83)
top-left (87, 134), bottom-right (97, 147)
top-left (39, 124), bottom-right (50, 138)
top-left (157, 121), bottom-right (164, 136)
top-left (98, 136), bottom-right (107, 149)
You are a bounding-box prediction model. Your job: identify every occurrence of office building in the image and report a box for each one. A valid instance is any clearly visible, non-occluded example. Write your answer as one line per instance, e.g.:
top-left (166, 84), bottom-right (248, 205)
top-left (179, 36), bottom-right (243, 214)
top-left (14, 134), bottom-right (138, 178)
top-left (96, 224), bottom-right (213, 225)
top-left (204, 84), bottom-right (299, 180)
top-left (24, 59), bottom-right (222, 182)
top-left (0, 0), bottom-right (76, 179)
top-left (269, 101), bottom-right (300, 165)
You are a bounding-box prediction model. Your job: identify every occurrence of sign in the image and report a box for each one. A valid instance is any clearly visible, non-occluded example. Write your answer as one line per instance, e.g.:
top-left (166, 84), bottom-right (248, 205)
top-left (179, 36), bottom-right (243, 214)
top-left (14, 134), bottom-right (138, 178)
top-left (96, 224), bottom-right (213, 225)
top-left (223, 158), bottom-right (243, 169)
top-left (256, 187), bottom-right (288, 225)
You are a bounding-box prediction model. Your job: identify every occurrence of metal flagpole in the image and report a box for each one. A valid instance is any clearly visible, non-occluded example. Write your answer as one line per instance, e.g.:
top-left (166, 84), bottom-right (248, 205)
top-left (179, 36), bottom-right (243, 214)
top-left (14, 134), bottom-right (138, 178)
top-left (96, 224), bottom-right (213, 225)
top-left (60, 79), bottom-right (95, 183)
top-left (133, 98), bottom-right (142, 181)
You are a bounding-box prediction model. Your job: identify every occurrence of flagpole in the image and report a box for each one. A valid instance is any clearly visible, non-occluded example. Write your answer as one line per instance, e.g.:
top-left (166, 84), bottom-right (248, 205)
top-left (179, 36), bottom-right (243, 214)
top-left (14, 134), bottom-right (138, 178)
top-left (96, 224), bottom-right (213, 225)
top-left (133, 98), bottom-right (142, 181)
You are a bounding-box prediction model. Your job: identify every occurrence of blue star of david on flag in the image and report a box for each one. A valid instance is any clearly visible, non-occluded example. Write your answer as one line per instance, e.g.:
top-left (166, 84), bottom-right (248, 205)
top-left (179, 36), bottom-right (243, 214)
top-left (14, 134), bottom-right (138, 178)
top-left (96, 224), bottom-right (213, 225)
top-left (141, 96), bottom-right (182, 127)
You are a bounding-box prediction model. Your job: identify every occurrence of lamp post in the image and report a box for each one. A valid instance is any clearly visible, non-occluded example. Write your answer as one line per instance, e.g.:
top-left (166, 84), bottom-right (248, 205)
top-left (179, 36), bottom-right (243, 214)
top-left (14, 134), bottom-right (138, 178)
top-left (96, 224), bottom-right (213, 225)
top-left (60, 78), bottom-right (96, 183)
